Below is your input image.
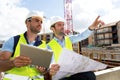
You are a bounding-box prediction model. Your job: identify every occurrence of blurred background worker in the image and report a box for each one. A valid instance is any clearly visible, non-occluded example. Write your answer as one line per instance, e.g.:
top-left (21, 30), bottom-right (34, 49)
top-left (0, 11), bottom-right (59, 80)
top-left (47, 16), bottom-right (104, 80)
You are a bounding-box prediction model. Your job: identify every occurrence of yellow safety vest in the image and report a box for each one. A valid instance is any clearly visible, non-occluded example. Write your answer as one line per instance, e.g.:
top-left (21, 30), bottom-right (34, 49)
top-left (48, 36), bottom-right (73, 62)
top-left (4, 34), bottom-right (46, 80)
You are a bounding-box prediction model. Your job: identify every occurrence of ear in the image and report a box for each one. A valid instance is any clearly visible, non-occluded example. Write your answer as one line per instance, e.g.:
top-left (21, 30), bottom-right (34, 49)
top-left (50, 27), bottom-right (54, 31)
top-left (25, 21), bottom-right (30, 28)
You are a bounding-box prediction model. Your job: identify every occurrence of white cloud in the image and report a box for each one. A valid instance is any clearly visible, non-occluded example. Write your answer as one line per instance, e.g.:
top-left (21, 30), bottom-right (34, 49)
top-left (0, 0), bottom-right (28, 40)
top-left (72, 0), bottom-right (120, 33)
top-left (0, 0), bottom-right (45, 40)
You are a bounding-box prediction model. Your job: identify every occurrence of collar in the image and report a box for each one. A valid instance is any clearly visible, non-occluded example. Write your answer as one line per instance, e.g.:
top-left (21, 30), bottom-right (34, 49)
top-left (23, 32), bottom-right (42, 46)
top-left (54, 36), bottom-right (65, 42)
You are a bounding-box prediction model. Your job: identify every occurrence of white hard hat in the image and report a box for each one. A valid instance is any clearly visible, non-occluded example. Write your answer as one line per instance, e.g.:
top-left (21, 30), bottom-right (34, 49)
top-left (50, 16), bottom-right (65, 28)
top-left (26, 11), bottom-right (43, 22)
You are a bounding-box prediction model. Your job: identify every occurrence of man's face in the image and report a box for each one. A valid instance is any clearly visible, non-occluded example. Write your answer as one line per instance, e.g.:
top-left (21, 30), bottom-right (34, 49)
top-left (27, 17), bottom-right (42, 34)
top-left (53, 21), bottom-right (65, 36)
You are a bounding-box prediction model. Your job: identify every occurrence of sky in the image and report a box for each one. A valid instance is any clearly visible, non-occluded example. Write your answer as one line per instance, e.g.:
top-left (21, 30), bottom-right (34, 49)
top-left (0, 0), bottom-right (120, 40)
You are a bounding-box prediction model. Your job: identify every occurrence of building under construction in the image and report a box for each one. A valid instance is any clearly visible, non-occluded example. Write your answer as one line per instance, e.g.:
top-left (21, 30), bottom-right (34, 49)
top-left (94, 21), bottom-right (120, 46)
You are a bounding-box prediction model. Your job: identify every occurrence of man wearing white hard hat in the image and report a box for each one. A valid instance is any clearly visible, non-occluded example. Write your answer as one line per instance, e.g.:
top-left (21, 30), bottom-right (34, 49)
top-left (47, 16), bottom-right (104, 80)
top-left (0, 11), bottom-right (60, 80)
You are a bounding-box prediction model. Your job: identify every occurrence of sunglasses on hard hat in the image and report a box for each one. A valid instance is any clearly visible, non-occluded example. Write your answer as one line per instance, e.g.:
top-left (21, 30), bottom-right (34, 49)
top-left (26, 17), bottom-right (42, 23)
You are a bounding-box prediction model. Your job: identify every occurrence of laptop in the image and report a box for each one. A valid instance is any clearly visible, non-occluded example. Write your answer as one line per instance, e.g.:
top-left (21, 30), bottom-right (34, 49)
top-left (20, 44), bottom-right (53, 68)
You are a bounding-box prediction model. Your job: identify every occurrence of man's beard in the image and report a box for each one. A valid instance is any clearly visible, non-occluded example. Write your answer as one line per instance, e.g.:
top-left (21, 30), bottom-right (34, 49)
top-left (58, 32), bottom-right (65, 36)
top-left (30, 26), bottom-right (40, 34)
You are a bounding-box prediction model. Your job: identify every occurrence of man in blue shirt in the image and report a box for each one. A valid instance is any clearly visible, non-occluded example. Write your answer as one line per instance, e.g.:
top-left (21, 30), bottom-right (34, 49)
top-left (47, 16), bottom-right (104, 80)
top-left (0, 11), bottom-right (59, 80)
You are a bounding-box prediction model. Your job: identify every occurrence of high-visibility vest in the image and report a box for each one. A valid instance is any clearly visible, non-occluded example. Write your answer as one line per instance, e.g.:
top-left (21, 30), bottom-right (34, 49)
top-left (4, 33), bottom-right (46, 80)
top-left (48, 36), bottom-right (73, 62)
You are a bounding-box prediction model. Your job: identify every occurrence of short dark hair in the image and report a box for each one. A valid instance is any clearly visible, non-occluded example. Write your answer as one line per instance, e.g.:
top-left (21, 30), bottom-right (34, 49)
top-left (25, 17), bottom-right (32, 23)
top-left (51, 23), bottom-right (55, 28)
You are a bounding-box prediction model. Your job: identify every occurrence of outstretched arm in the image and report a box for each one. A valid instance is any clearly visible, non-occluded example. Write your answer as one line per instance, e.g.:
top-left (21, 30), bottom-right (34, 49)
top-left (69, 16), bottom-right (105, 44)
top-left (89, 15), bottom-right (105, 30)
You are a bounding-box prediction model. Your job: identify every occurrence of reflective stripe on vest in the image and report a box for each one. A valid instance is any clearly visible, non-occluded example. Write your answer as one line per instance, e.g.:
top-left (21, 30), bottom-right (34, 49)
top-left (3, 73), bottom-right (44, 80)
top-left (48, 36), bottom-right (73, 62)
top-left (3, 77), bottom-right (44, 80)
top-left (5, 34), bottom-right (46, 80)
